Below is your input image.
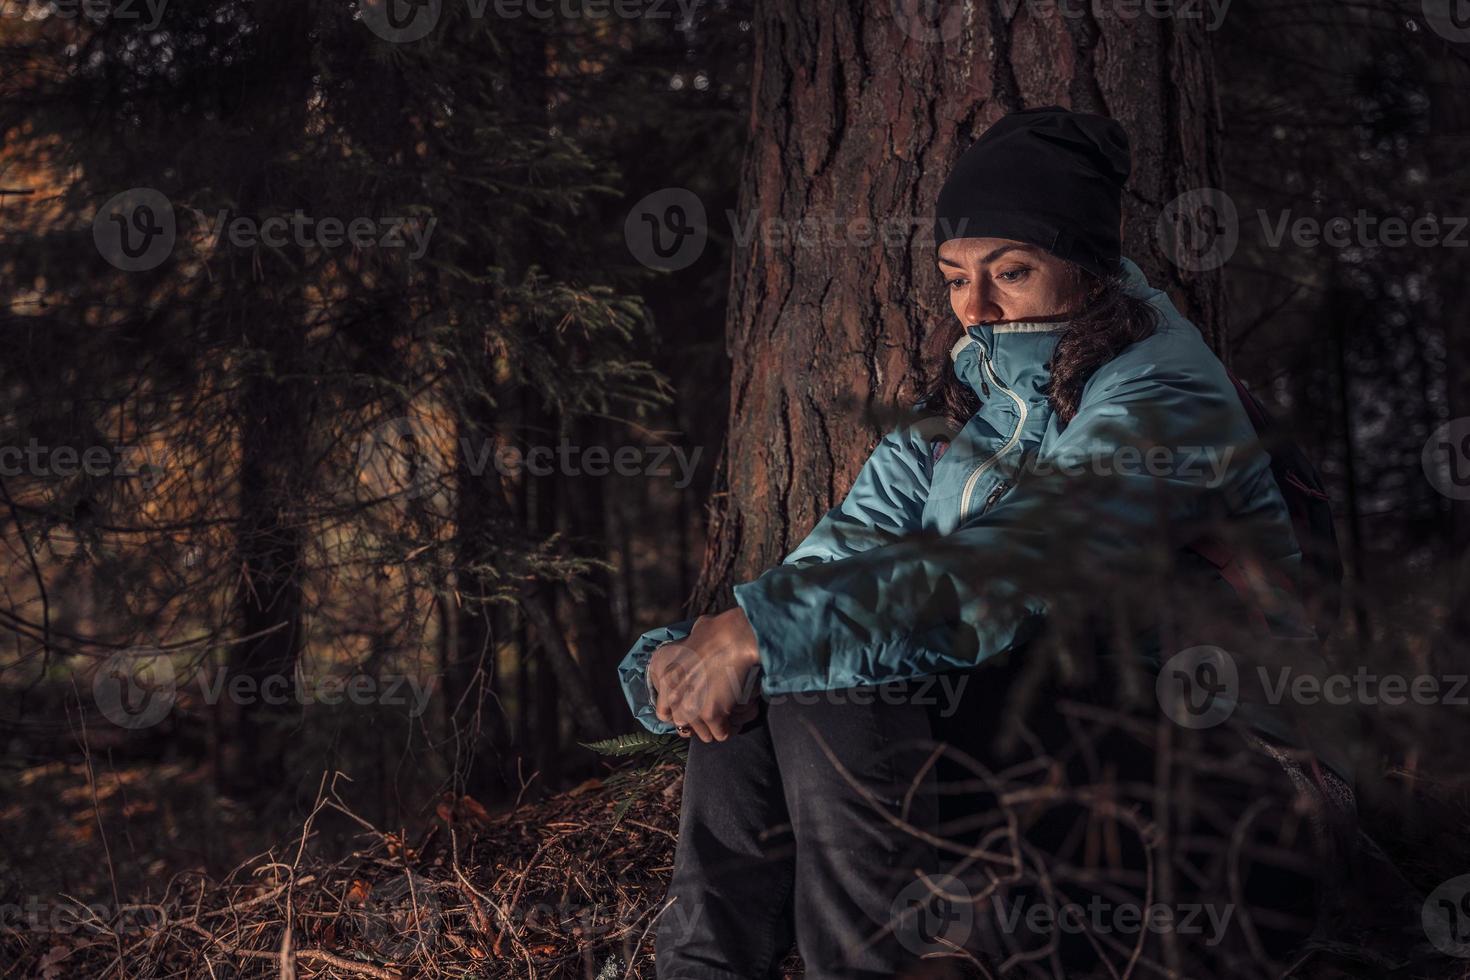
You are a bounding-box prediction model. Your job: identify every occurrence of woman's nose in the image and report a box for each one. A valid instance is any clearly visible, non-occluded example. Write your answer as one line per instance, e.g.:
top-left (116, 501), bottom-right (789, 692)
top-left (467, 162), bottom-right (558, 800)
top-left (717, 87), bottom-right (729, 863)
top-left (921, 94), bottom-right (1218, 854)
top-left (962, 278), bottom-right (1005, 324)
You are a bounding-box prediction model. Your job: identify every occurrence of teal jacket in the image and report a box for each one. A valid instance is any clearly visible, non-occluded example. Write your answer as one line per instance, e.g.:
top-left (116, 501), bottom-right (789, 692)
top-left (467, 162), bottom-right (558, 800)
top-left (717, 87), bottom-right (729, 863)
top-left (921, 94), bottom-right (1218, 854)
top-left (617, 258), bottom-right (1349, 776)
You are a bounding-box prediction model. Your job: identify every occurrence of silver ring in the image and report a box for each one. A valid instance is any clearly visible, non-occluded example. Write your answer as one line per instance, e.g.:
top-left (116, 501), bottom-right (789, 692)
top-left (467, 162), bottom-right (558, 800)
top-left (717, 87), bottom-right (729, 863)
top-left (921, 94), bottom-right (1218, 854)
top-left (676, 724), bottom-right (691, 735)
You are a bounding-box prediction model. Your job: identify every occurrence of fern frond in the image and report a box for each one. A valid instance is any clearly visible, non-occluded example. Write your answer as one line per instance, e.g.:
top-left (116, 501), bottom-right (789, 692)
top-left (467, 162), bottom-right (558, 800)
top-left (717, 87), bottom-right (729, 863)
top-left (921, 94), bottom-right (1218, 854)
top-left (581, 730), bottom-right (677, 757)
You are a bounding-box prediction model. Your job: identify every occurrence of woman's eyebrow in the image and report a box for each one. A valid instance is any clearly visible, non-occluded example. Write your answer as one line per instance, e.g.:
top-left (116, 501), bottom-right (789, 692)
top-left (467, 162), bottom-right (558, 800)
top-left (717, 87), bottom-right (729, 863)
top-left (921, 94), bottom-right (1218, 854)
top-left (938, 243), bottom-right (1034, 269)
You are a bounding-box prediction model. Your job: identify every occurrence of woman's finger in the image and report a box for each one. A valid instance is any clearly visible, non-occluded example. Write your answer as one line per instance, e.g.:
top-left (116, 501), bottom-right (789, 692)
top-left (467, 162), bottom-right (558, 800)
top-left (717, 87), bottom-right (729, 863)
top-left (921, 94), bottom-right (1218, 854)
top-left (703, 706), bottom-right (732, 742)
top-left (654, 686), bottom-right (674, 723)
top-left (685, 716), bottom-right (716, 743)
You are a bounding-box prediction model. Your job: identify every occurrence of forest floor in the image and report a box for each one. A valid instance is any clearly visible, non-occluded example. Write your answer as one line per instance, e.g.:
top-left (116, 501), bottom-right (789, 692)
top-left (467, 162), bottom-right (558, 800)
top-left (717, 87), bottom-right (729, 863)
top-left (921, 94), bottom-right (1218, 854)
top-left (2, 747), bottom-right (1468, 979)
top-left (0, 759), bottom-right (694, 979)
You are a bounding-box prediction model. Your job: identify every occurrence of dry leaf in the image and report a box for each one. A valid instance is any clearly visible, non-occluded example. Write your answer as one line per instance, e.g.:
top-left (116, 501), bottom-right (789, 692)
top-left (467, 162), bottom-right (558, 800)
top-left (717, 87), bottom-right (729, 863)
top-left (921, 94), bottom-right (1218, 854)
top-left (37, 944), bottom-right (73, 980)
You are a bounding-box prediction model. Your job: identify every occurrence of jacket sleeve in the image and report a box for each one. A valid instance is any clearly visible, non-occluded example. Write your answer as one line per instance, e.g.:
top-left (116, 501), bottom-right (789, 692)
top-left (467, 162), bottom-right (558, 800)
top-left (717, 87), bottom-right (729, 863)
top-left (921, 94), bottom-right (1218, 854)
top-left (730, 325), bottom-right (1302, 695)
top-left (615, 424), bottom-right (936, 733)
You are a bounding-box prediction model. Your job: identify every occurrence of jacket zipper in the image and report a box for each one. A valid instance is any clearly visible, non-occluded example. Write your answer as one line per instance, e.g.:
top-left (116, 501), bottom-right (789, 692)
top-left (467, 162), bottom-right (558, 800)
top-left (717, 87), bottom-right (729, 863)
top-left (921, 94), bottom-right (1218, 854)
top-left (980, 480), bottom-right (1011, 515)
top-left (958, 351), bottom-right (1028, 522)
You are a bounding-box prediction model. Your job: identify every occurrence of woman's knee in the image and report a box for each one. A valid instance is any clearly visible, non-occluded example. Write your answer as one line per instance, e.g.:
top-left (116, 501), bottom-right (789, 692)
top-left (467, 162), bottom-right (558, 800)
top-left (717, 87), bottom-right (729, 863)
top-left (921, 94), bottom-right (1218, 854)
top-left (763, 683), bottom-right (940, 834)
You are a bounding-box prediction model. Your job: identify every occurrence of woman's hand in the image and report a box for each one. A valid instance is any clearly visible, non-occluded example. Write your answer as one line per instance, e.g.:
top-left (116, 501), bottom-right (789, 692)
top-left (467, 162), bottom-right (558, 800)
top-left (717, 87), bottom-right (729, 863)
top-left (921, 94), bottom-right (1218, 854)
top-left (650, 607), bottom-right (761, 742)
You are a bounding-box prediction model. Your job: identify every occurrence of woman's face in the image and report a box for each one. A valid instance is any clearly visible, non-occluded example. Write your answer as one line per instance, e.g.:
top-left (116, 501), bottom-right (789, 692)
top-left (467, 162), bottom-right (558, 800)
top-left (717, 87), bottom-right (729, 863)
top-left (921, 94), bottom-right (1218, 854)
top-left (936, 238), bottom-right (1086, 326)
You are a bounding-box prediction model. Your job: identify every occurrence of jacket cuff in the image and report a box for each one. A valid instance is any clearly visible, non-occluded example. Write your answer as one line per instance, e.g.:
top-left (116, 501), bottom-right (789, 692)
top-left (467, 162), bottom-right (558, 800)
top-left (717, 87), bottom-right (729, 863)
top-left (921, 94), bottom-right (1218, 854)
top-left (616, 619), bottom-right (695, 734)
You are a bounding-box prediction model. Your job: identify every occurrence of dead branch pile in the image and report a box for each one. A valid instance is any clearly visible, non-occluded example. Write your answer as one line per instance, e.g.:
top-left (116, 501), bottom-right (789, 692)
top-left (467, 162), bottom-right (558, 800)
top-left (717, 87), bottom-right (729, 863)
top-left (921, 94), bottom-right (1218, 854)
top-left (3, 767), bottom-right (687, 980)
top-left (1, 702), bottom-right (1458, 980)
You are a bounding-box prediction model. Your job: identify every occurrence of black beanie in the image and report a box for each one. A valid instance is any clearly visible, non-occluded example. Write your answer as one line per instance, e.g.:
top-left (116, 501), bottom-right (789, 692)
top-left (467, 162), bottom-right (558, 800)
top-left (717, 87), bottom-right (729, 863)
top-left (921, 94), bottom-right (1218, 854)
top-left (932, 105), bottom-right (1130, 279)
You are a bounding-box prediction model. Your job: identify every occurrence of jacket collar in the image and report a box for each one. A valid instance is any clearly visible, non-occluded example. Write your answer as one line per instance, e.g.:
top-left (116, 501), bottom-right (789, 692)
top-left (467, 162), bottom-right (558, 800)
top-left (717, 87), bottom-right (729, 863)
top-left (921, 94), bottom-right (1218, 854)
top-left (949, 320), bottom-right (1065, 405)
top-left (947, 257), bottom-right (1155, 403)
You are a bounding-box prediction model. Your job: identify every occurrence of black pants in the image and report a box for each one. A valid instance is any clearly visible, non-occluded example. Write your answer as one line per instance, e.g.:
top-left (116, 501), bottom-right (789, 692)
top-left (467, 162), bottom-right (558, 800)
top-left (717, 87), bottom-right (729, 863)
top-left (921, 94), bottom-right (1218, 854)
top-left (655, 653), bottom-right (1324, 979)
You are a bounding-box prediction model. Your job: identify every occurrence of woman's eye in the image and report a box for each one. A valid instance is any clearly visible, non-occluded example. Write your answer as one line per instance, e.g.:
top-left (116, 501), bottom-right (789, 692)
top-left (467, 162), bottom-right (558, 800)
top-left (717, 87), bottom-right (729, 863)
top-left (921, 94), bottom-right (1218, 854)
top-left (997, 267), bottom-right (1031, 283)
top-left (946, 278), bottom-right (968, 290)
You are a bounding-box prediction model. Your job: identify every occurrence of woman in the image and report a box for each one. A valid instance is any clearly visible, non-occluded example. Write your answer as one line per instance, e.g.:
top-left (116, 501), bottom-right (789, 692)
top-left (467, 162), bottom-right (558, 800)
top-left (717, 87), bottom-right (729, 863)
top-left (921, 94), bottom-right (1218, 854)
top-left (618, 107), bottom-right (1351, 979)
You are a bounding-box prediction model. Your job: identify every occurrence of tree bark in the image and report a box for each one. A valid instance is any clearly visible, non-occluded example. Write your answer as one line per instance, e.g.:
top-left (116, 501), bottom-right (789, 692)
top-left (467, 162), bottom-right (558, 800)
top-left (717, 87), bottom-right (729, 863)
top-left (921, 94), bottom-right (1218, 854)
top-left (693, 1), bottom-right (1224, 613)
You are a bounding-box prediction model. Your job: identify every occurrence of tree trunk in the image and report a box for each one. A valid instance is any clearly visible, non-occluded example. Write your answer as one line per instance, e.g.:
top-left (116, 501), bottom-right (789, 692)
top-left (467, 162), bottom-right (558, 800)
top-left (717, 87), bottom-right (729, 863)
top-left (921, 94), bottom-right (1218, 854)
top-left (693, 1), bottom-right (1223, 612)
top-left (220, 0), bottom-right (317, 797)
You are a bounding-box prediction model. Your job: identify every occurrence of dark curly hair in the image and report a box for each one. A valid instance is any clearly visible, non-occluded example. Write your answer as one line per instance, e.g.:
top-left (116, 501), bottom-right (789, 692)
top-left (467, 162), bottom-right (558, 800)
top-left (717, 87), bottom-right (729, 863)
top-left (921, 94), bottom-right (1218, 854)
top-left (918, 263), bottom-right (1160, 438)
